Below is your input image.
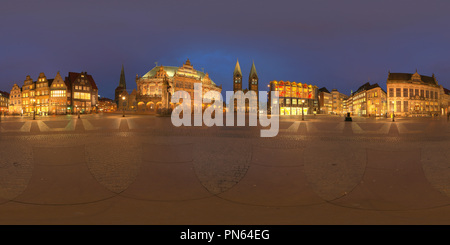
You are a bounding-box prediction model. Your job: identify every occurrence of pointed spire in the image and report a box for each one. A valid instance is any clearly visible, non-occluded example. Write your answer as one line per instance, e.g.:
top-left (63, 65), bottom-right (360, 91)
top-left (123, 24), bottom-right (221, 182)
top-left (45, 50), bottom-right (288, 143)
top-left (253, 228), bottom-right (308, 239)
top-left (249, 60), bottom-right (258, 79)
top-left (119, 64), bottom-right (126, 89)
top-left (234, 59), bottom-right (242, 77)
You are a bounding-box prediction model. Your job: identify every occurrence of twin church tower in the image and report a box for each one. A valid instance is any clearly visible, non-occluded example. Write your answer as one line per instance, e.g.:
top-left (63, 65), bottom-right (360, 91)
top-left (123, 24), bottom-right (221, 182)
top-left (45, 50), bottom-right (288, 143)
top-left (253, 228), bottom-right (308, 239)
top-left (232, 59), bottom-right (260, 112)
top-left (233, 59), bottom-right (259, 96)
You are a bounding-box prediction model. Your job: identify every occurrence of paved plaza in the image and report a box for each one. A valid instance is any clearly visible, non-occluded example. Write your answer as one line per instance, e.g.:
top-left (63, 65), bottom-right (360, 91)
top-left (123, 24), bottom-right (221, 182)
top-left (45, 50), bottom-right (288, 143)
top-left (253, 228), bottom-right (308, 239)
top-left (0, 112), bottom-right (449, 224)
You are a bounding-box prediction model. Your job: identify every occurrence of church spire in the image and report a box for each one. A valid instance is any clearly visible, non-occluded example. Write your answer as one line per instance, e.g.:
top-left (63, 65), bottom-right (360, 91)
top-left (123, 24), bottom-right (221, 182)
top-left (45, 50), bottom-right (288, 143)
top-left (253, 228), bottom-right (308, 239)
top-left (249, 60), bottom-right (258, 79)
top-left (119, 64), bottom-right (126, 89)
top-left (233, 59), bottom-right (242, 77)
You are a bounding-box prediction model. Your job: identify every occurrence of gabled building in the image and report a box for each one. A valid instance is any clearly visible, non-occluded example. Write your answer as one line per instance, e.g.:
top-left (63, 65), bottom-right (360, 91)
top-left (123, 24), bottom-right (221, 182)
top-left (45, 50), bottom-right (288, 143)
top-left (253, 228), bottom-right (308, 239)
top-left (386, 70), bottom-right (441, 117)
top-left (49, 72), bottom-right (68, 115)
top-left (8, 84), bottom-right (21, 115)
top-left (35, 72), bottom-right (52, 115)
top-left (9, 71), bottom-right (99, 115)
top-left (65, 71), bottom-right (99, 114)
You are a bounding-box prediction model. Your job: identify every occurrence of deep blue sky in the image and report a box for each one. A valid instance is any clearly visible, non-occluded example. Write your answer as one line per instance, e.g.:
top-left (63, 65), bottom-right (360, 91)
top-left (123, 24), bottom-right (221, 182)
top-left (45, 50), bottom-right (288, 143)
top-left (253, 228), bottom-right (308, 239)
top-left (2, 0), bottom-right (450, 100)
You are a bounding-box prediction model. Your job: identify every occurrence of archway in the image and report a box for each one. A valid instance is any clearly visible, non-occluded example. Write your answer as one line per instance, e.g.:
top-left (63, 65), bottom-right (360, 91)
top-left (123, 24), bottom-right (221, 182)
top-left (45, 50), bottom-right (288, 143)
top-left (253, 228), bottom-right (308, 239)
top-left (155, 102), bottom-right (162, 112)
top-left (138, 102), bottom-right (145, 112)
top-left (146, 102), bottom-right (155, 112)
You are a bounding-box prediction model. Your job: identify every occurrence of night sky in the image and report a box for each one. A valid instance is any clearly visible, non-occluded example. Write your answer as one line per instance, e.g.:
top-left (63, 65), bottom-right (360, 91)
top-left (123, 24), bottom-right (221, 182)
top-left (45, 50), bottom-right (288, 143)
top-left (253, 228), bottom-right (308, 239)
top-left (2, 0), bottom-right (450, 101)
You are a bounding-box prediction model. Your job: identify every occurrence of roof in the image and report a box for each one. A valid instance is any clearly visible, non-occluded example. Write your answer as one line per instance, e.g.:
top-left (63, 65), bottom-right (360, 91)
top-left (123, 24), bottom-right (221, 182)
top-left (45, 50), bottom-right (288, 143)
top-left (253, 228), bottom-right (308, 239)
top-left (234, 60), bottom-right (242, 76)
top-left (0, 90), bottom-right (10, 97)
top-left (141, 65), bottom-right (217, 86)
top-left (444, 88), bottom-right (450, 95)
top-left (352, 82), bottom-right (384, 96)
top-left (387, 72), bottom-right (438, 85)
top-left (249, 61), bottom-right (258, 79)
top-left (99, 97), bottom-right (114, 102)
top-left (318, 87), bottom-right (330, 93)
top-left (66, 72), bottom-right (98, 90)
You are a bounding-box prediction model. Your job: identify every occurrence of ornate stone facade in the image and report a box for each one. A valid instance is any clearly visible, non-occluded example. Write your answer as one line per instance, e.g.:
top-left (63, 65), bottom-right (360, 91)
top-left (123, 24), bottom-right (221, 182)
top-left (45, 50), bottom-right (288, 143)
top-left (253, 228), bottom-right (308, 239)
top-left (132, 59), bottom-right (222, 113)
top-left (386, 71), bottom-right (441, 117)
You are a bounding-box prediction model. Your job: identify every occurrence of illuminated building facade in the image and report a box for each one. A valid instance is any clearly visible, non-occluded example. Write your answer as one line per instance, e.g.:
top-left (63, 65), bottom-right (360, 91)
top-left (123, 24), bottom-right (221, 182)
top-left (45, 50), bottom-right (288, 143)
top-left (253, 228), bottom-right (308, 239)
top-left (348, 82), bottom-right (386, 117)
top-left (65, 72), bottom-right (99, 114)
top-left (49, 72), bottom-right (68, 115)
top-left (269, 80), bottom-right (318, 115)
top-left (386, 71), bottom-right (441, 117)
top-left (440, 87), bottom-right (450, 115)
top-left (21, 75), bottom-right (36, 115)
top-left (0, 90), bottom-right (9, 114)
top-left (98, 97), bottom-right (117, 112)
top-left (331, 89), bottom-right (349, 115)
top-left (8, 84), bottom-right (21, 115)
top-left (9, 71), bottom-right (98, 115)
top-left (318, 87), bottom-right (332, 114)
top-left (132, 59), bottom-right (222, 113)
top-left (35, 73), bottom-right (51, 115)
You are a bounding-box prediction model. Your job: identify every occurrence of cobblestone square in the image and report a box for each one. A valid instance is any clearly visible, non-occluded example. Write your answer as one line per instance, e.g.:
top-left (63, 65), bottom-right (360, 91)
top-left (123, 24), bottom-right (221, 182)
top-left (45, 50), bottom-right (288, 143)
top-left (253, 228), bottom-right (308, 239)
top-left (0, 113), bottom-right (449, 224)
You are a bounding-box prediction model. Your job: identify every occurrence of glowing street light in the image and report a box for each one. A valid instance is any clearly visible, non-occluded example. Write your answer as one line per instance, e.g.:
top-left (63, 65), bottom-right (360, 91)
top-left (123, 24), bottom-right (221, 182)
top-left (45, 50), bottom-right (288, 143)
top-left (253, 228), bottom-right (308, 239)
top-left (122, 96), bottom-right (126, 117)
top-left (391, 101), bottom-right (395, 122)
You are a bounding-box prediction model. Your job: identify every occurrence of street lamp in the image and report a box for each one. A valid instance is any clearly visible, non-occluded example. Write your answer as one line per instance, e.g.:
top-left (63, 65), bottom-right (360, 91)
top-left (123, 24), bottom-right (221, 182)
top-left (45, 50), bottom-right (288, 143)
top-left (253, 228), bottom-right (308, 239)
top-left (32, 100), bottom-right (36, 120)
top-left (391, 101), bottom-right (395, 122)
top-left (302, 99), bottom-right (305, 121)
top-left (76, 105), bottom-right (80, 119)
top-left (122, 96), bottom-right (126, 117)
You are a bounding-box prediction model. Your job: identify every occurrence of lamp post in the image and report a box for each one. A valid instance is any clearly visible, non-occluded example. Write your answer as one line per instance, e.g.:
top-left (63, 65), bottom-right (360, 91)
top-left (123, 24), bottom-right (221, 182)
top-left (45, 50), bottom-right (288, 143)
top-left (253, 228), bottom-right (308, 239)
top-left (391, 101), bottom-right (395, 122)
top-left (32, 100), bottom-right (36, 120)
top-left (122, 96), bottom-right (126, 117)
top-left (302, 99), bottom-right (305, 121)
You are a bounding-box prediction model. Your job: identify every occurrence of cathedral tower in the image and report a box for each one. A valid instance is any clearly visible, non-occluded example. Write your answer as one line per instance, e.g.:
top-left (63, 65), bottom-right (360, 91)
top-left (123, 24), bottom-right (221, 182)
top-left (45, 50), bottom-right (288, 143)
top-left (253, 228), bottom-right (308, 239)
top-left (115, 64), bottom-right (127, 106)
top-left (248, 61), bottom-right (259, 99)
top-left (233, 59), bottom-right (242, 92)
